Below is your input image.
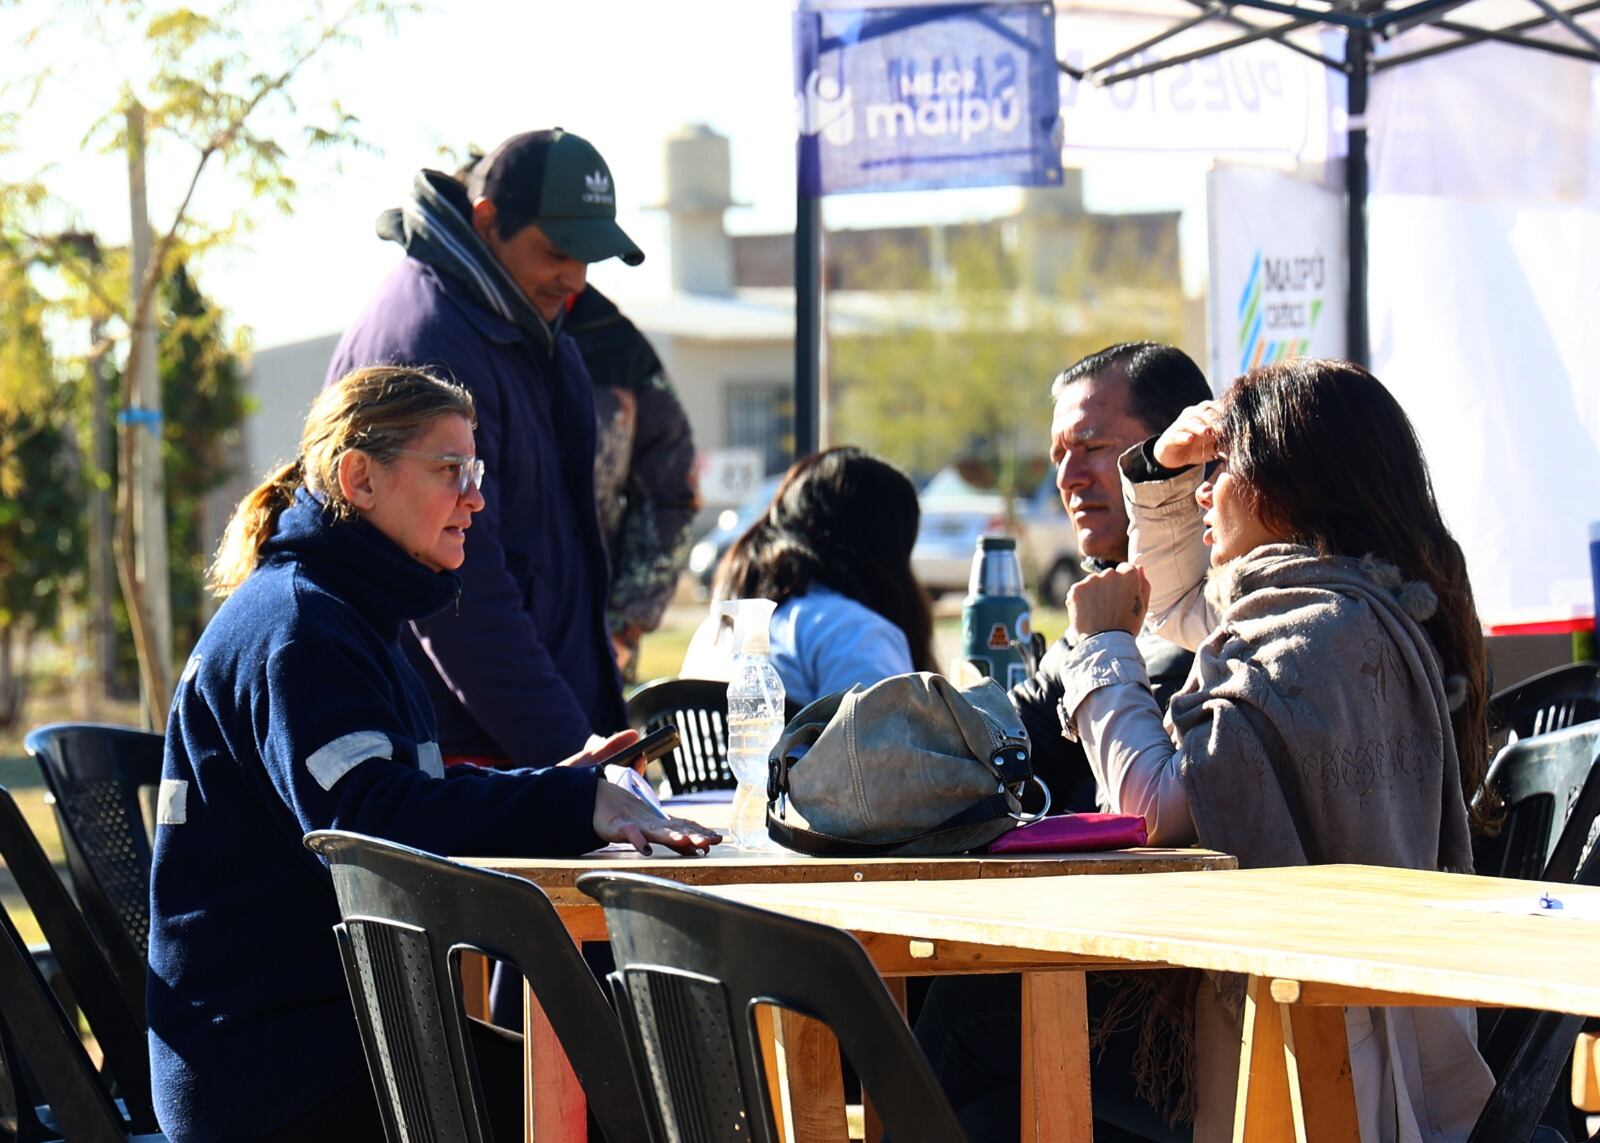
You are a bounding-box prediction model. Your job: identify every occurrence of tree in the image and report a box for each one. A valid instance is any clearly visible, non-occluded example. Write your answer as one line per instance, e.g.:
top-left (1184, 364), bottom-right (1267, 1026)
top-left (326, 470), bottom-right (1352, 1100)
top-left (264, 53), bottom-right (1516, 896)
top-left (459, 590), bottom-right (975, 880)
top-left (6, 0), bottom-right (416, 729)
top-left (0, 246), bottom-right (83, 726)
top-left (830, 215), bottom-right (1186, 509)
top-left (159, 262), bottom-right (249, 656)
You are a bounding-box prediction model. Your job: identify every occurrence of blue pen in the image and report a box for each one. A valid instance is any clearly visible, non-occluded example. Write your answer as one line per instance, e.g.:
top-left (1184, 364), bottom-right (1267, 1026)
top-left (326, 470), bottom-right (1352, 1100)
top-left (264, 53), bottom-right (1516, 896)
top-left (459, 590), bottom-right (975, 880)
top-left (1538, 892), bottom-right (1563, 912)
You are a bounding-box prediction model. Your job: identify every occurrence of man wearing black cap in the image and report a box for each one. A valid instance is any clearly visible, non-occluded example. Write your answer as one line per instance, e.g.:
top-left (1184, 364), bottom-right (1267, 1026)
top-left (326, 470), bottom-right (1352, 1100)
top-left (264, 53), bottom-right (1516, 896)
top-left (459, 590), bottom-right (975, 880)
top-left (327, 129), bottom-right (641, 766)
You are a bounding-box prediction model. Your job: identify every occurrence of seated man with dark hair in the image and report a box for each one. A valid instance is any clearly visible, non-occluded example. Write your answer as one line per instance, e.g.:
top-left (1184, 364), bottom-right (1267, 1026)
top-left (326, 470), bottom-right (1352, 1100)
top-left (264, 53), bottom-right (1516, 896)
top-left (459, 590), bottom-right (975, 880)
top-left (920, 342), bottom-right (1216, 1143)
top-left (1011, 341), bottom-right (1215, 812)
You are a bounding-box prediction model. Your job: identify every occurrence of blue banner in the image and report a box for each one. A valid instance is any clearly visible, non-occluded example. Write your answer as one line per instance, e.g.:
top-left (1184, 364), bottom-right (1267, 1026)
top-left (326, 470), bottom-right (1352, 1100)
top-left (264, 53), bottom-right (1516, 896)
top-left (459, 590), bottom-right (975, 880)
top-left (794, 1), bottom-right (1061, 196)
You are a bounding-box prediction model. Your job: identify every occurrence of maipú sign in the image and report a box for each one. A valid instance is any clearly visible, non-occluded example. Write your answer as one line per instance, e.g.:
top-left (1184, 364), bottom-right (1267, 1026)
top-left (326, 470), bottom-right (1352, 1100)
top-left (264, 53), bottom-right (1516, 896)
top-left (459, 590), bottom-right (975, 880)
top-left (794, 0), bottom-right (1062, 196)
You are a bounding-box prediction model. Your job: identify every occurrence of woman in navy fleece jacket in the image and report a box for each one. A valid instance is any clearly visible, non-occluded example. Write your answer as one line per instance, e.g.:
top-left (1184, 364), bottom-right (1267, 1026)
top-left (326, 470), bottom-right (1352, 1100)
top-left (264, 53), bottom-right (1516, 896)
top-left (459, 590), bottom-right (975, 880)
top-left (147, 366), bottom-right (717, 1142)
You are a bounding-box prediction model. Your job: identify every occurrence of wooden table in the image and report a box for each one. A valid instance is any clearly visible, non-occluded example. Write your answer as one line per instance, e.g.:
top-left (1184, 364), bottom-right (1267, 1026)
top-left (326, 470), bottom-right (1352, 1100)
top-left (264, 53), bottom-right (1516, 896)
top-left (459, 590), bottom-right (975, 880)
top-left (708, 863), bottom-right (1600, 1142)
top-left (469, 843), bottom-right (1235, 1143)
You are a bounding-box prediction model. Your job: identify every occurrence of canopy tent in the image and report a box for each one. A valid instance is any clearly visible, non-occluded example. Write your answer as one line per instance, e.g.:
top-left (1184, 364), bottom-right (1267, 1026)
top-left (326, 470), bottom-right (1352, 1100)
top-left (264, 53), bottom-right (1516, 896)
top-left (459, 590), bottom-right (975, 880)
top-left (1058, 0), bottom-right (1600, 366)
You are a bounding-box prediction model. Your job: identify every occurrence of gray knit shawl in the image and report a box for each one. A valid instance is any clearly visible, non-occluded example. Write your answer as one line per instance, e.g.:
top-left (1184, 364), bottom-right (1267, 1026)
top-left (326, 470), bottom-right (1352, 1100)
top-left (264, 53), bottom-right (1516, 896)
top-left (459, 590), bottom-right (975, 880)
top-left (1171, 543), bottom-right (1474, 875)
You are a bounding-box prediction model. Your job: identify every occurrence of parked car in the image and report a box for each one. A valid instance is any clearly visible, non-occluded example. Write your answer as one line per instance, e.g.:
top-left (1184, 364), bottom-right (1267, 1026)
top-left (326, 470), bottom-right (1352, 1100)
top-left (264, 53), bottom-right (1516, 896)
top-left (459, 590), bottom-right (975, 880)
top-left (911, 468), bottom-right (1081, 606)
top-left (686, 475), bottom-right (784, 596)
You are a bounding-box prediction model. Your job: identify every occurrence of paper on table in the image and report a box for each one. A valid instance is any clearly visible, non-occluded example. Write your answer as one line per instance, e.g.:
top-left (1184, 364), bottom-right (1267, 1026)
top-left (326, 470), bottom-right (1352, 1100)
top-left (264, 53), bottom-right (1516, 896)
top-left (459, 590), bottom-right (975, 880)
top-left (1422, 890), bottom-right (1600, 921)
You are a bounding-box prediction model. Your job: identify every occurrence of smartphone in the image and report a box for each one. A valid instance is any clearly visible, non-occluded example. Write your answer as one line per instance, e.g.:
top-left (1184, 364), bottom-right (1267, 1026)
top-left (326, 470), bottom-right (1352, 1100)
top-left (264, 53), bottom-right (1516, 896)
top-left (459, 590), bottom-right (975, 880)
top-left (602, 724), bottom-right (680, 772)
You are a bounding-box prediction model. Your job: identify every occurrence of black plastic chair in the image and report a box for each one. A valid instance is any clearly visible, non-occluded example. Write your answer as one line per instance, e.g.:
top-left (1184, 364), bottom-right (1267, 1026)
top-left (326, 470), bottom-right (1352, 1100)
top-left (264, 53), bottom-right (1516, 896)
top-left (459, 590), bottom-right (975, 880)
top-left (0, 867), bottom-right (164, 1142)
top-left (1475, 720), bottom-right (1600, 882)
top-left (303, 830), bottom-right (650, 1143)
top-left (1470, 724), bottom-right (1600, 1142)
top-left (0, 786), bottom-right (155, 1136)
top-left (627, 677), bottom-right (800, 794)
top-left (1489, 662), bottom-right (1600, 753)
top-left (578, 870), bottom-right (967, 1143)
top-left (1469, 830), bottom-right (1600, 1143)
top-left (23, 722), bottom-right (163, 1020)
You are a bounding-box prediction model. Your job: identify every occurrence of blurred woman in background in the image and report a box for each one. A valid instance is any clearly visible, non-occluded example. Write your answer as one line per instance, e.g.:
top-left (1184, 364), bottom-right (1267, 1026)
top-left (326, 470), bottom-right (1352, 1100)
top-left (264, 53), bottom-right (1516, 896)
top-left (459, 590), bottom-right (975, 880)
top-left (682, 445), bottom-right (936, 704)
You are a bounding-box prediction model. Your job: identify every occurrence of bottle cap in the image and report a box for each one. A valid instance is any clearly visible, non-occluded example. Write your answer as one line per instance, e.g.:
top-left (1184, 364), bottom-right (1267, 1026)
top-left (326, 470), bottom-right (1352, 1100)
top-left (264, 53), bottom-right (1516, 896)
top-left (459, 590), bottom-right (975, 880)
top-left (721, 598), bottom-right (777, 655)
top-left (979, 535), bottom-right (1017, 551)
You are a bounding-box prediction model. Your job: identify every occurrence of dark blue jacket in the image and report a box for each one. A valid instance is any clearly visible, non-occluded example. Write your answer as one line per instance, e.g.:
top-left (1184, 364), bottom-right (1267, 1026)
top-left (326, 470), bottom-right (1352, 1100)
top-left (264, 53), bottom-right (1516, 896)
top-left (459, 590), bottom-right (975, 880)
top-left (327, 257), bottom-right (626, 763)
top-left (146, 491), bottom-right (602, 1141)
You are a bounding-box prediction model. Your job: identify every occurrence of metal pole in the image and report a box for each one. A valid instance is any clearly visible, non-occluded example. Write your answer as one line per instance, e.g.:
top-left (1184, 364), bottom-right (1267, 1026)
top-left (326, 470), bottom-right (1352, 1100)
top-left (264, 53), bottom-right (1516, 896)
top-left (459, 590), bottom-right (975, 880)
top-left (794, 9), bottom-right (822, 461)
top-left (794, 189), bottom-right (820, 460)
top-left (126, 103), bottom-right (174, 722)
top-left (1346, 30), bottom-right (1370, 367)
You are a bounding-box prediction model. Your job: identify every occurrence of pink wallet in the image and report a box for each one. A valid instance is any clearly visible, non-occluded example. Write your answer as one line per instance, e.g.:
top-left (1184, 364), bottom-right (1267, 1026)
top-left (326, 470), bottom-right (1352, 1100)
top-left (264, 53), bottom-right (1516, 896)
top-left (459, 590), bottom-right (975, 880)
top-left (986, 813), bottom-right (1148, 854)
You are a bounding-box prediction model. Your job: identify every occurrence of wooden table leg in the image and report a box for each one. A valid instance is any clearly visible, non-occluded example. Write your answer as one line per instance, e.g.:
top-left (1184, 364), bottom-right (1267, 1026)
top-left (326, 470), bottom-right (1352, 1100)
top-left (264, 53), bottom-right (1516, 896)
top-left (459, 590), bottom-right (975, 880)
top-left (526, 980), bottom-right (586, 1143)
top-left (861, 978), bottom-right (908, 1143)
top-left (756, 1005), bottom-right (789, 1143)
top-left (1234, 977), bottom-right (1295, 1143)
top-left (1235, 977), bottom-right (1359, 1143)
top-left (772, 1007), bottom-right (849, 1143)
top-left (459, 950), bottom-right (492, 1020)
top-left (1574, 1031), bottom-right (1600, 1113)
top-left (1020, 969), bottom-right (1092, 1143)
top-left (1281, 1004), bottom-right (1359, 1142)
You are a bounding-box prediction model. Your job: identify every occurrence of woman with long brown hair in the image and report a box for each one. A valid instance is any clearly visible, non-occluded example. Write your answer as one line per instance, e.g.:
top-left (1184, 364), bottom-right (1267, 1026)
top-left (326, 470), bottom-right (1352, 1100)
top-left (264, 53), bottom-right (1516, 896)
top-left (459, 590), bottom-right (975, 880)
top-left (1063, 358), bottom-right (1493, 1139)
top-left (916, 360), bottom-right (1494, 1143)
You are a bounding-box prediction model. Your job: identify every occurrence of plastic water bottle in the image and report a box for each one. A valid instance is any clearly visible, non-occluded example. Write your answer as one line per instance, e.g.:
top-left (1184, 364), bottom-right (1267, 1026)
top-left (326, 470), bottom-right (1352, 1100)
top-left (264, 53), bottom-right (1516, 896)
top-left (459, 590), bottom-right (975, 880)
top-left (962, 535), bottom-right (1033, 689)
top-left (724, 598), bottom-right (786, 851)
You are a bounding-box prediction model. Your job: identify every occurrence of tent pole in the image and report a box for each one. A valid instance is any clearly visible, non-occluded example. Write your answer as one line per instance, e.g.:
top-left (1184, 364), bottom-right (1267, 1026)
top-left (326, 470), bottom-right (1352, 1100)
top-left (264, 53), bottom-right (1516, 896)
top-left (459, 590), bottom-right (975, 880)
top-left (794, 187), bottom-right (821, 460)
top-left (794, 7), bottom-right (821, 463)
top-left (1346, 29), bottom-right (1371, 368)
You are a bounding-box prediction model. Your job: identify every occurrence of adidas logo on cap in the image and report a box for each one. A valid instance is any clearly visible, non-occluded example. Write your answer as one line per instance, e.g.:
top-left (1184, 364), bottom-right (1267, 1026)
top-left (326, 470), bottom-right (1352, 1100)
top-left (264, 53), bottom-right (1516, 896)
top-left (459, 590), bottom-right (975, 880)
top-left (582, 169), bottom-right (613, 205)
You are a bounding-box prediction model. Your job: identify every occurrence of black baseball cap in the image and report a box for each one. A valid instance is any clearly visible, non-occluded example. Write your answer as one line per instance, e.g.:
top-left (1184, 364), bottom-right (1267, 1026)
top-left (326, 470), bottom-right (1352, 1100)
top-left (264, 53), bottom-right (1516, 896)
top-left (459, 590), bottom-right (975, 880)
top-left (468, 128), bottom-right (644, 266)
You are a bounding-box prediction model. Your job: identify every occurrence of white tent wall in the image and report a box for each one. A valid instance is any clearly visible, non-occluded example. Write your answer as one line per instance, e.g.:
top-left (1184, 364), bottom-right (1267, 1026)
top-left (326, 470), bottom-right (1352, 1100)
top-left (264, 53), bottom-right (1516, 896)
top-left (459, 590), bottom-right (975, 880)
top-left (1367, 35), bottom-right (1600, 629)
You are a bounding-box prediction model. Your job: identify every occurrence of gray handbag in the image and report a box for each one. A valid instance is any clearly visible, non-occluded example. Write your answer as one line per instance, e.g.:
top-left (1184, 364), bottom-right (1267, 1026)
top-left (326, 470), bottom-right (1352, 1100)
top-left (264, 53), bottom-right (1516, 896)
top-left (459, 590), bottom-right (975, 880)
top-left (765, 672), bottom-right (1039, 857)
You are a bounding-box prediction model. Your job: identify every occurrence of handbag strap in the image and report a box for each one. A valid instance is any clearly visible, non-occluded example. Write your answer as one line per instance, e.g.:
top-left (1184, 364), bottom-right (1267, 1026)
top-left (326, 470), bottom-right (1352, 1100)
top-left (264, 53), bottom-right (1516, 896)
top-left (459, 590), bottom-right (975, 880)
top-left (764, 791), bottom-right (1015, 858)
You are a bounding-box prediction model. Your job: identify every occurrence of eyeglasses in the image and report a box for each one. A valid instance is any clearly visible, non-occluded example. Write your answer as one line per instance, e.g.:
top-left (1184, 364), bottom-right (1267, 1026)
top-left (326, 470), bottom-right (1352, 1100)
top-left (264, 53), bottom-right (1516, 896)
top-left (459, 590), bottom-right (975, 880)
top-left (394, 450), bottom-right (486, 496)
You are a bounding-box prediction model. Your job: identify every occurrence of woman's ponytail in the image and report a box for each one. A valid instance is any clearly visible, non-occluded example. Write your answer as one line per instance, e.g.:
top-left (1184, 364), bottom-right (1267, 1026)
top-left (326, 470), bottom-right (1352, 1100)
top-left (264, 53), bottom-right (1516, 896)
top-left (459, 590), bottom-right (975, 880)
top-left (207, 461), bottom-right (301, 598)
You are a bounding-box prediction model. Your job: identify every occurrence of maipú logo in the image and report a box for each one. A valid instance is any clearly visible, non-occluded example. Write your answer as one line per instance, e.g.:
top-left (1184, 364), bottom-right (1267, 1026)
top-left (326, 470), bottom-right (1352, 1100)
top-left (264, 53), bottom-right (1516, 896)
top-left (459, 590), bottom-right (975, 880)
top-left (798, 70), bottom-right (856, 145)
top-left (1237, 249), bottom-right (1326, 375)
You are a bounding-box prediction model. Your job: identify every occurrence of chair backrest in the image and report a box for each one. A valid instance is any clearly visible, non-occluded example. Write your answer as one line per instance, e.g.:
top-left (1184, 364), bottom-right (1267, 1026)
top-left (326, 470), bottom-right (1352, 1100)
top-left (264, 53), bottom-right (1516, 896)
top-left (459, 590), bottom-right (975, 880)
top-left (627, 677), bottom-right (736, 793)
top-left (1470, 819), bottom-right (1600, 1143)
top-left (0, 875), bottom-right (155, 1142)
top-left (1477, 720), bottom-right (1600, 881)
top-left (303, 831), bottom-right (650, 1143)
top-left (627, 678), bottom-right (801, 794)
top-left (1473, 722), bottom-right (1600, 1140)
top-left (23, 722), bottom-right (163, 1019)
top-left (0, 786), bottom-right (154, 1133)
top-left (1489, 662), bottom-right (1600, 747)
top-left (578, 870), bottom-right (967, 1143)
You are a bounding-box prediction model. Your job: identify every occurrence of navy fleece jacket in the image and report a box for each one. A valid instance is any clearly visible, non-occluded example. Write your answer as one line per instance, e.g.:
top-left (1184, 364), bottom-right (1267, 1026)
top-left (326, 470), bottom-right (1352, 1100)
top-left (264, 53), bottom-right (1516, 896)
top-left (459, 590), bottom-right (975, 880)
top-left (146, 490), bottom-right (602, 1142)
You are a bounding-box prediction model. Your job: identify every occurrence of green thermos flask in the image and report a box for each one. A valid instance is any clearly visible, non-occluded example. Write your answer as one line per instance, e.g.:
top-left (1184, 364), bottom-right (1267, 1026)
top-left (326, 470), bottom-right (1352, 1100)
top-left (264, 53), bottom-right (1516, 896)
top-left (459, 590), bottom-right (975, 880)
top-left (962, 535), bottom-right (1032, 688)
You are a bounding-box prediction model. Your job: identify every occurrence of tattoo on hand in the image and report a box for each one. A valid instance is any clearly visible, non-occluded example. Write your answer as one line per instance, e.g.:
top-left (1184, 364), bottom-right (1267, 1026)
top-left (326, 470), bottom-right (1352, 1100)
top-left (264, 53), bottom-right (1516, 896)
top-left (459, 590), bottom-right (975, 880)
top-left (1131, 598), bottom-right (1143, 619)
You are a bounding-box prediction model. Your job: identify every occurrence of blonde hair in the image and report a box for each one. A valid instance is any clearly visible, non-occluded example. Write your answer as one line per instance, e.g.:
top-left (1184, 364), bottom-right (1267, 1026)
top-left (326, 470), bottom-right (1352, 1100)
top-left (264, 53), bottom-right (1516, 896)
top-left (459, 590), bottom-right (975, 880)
top-left (209, 365), bottom-right (475, 597)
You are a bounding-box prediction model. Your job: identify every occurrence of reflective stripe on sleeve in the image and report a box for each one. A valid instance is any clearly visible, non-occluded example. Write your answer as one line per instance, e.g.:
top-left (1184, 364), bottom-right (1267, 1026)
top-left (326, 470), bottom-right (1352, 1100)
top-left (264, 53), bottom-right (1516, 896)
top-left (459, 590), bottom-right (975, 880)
top-left (157, 778), bottom-right (188, 825)
top-left (305, 731), bottom-right (394, 791)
